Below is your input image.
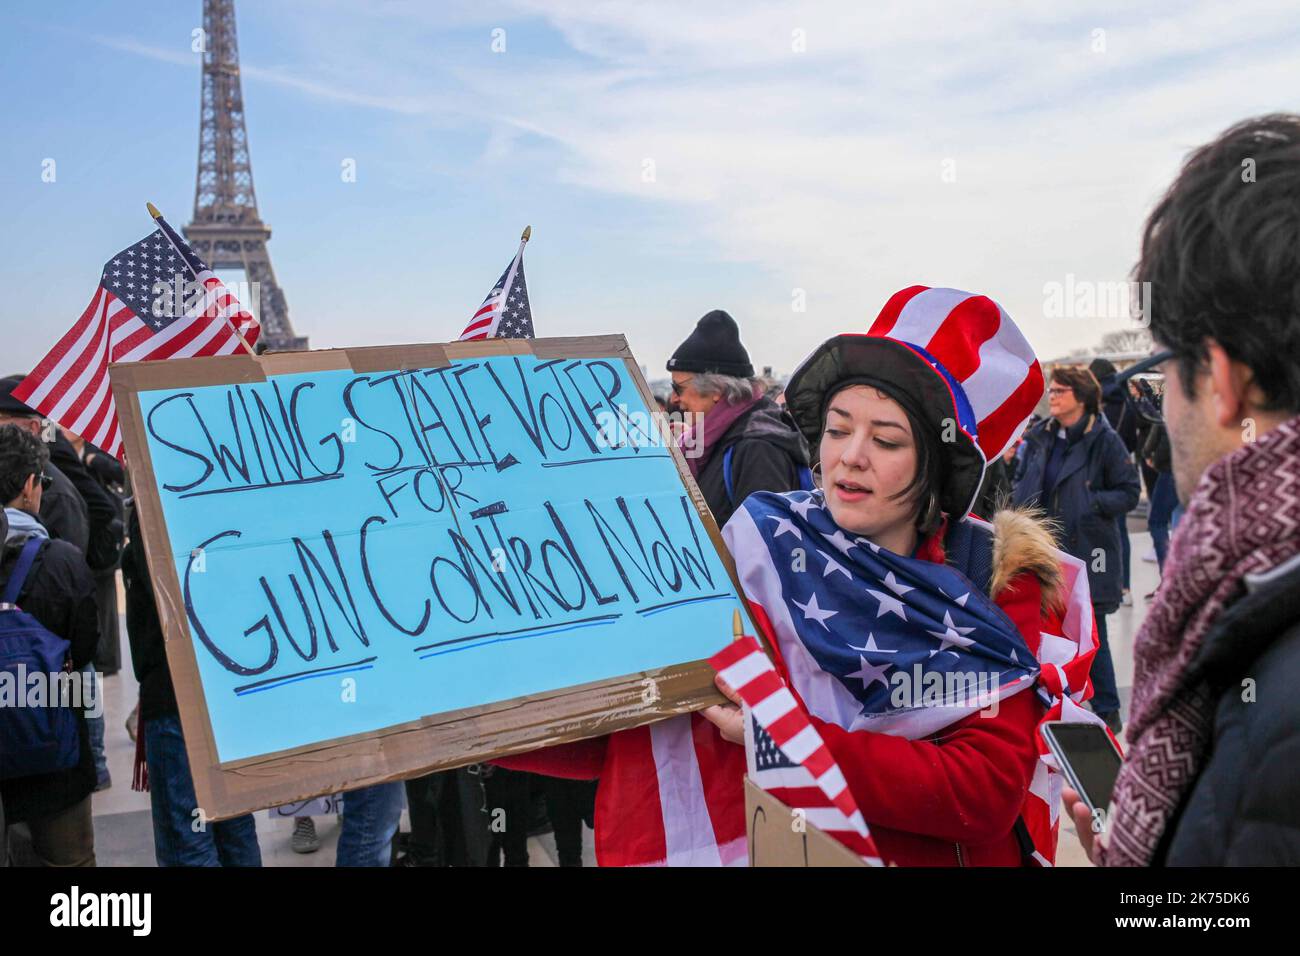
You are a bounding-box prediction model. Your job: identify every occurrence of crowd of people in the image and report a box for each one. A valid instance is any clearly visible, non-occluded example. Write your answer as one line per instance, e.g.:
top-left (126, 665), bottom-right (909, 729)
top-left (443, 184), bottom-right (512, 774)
top-left (2, 113), bottom-right (1298, 867)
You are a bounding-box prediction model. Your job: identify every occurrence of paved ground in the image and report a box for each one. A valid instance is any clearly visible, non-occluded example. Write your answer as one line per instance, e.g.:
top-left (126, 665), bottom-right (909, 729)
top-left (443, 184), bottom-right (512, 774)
top-left (83, 529), bottom-right (1161, 867)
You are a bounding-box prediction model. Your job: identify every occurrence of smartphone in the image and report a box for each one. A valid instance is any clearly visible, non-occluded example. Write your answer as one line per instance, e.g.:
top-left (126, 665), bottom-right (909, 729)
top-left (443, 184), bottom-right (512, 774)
top-left (1040, 721), bottom-right (1124, 813)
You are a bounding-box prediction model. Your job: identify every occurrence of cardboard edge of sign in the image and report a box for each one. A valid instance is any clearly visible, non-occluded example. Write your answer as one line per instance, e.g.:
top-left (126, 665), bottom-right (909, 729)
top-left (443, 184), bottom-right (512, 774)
top-left (744, 779), bottom-right (871, 868)
top-left (109, 334), bottom-right (771, 822)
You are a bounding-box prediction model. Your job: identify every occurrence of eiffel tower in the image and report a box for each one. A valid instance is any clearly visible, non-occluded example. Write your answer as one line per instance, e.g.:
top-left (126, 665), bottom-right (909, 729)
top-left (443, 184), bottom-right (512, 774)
top-left (184, 0), bottom-right (307, 351)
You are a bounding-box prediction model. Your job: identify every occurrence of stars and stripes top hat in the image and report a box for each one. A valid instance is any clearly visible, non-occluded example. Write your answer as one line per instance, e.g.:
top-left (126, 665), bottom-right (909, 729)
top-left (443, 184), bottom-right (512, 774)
top-left (784, 285), bottom-right (1044, 520)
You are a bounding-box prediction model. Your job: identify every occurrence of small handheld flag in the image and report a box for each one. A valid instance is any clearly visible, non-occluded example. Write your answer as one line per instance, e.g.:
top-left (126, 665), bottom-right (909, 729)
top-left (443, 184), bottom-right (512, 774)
top-left (709, 634), bottom-right (885, 864)
top-left (458, 226), bottom-right (533, 340)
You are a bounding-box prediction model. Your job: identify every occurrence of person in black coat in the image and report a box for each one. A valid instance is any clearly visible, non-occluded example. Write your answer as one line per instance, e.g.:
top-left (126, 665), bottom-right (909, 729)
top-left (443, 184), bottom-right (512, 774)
top-left (56, 430), bottom-right (126, 677)
top-left (1141, 418), bottom-right (1177, 574)
top-left (122, 503), bottom-right (261, 866)
top-left (0, 425), bottom-right (99, 866)
top-left (1012, 365), bottom-right (1139, 732)
top-left (666, 310), bottom-right (810, 528)
top-left (1089, 358), bottom-right (1139, 603)
top-left (0, 379), bottom-right (90, 554)
top-left (1088, 358), bottom-right (1139, 453)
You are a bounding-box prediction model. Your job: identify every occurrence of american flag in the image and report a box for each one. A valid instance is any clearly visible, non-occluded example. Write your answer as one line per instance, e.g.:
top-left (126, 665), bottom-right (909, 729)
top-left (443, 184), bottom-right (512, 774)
top-left (13, 212), bottom-right (259, 459)
top-left (710, 635), bottom-right (884, 864)
top-left (727, 490), bottom-right (1039, 737)
top-left (458, 230), bottom-right (533, 340)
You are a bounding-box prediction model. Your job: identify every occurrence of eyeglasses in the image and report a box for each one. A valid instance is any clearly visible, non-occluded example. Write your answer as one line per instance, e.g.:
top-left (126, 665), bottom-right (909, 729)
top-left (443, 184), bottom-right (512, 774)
top-left (1047, 386), bottom-right (1073, 397)
top-left (37, 472), bottom-right (52, 492)
top-left (1120, 349), bottom-right (1176, 378)
top-left (670, 377), bottom-right (695, 396)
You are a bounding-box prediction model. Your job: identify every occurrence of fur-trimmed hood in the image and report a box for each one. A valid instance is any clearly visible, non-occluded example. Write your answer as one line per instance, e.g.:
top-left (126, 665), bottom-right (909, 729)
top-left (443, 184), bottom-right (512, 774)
top-left (988, 506), bottom-right (1066, 615)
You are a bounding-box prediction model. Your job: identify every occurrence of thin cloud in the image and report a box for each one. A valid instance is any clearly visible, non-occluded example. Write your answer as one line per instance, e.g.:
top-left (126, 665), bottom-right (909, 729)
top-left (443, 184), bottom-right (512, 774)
top-left (88, 33), bottom-right (431, 115)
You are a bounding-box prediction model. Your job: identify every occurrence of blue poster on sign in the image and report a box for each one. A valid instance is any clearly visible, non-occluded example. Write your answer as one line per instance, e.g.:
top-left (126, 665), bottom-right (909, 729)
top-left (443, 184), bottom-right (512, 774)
top-left (139, 354), bottom-right (740, 762)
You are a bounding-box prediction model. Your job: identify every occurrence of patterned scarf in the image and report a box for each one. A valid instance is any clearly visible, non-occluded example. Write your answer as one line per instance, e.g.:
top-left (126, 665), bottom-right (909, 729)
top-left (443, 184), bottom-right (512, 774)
top-left (1103, 414), bottom-right (1300, 865)
top-left (680, 394), bottom-right (762, 479)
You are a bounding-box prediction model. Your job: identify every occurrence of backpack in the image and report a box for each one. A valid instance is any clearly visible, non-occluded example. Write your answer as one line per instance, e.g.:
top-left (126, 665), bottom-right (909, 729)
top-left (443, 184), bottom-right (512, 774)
top-left (721, 445), bottom-right (816, 507)
top-left (0, 537), bottom-right (80, 780)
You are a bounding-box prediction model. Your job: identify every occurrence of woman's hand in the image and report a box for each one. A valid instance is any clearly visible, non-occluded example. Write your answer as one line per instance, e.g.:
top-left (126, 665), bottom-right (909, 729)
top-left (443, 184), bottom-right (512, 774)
top-left (700, 673), bottom-right (745, 745)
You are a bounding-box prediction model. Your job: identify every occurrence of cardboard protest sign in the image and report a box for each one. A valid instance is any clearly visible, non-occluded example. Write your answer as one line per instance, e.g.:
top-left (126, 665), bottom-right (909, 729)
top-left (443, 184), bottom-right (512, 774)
top-left (110, 335), bottom-right (749, 820)
top-left (745, 779), bottom-right (869, 868)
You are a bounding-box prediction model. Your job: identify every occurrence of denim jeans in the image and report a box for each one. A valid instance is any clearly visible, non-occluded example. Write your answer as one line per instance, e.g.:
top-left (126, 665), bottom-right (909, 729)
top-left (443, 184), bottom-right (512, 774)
top-left (1148, 471), bottom-right (1178, 571)
top-left (1116, 516), bottom-right (1131, 590)
top-left (337, 782), bottom-right (404, 867)
top-left (82, 666), bottom-right (108, 786)
top-left (143, 714), bottom-right (261, 867)
top-left (1089, 607), bottom-right (1121, 716)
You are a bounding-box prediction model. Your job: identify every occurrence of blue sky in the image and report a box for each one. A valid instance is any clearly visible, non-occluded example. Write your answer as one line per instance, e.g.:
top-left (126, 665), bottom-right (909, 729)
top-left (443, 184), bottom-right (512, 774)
top-left (4, 1), bottom-right (1300, 378)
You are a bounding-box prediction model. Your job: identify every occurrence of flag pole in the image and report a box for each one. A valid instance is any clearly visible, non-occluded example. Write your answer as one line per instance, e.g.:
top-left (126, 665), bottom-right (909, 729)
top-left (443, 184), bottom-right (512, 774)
top-left (146, 202), bottom-right (258, 357)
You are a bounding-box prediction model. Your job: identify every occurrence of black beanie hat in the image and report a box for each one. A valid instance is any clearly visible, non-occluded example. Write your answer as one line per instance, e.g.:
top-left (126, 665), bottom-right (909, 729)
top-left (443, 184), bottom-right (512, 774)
top-left (0, 374), bottom-right (38, 417)
top-left (666, 310), bottom-right (754, 377)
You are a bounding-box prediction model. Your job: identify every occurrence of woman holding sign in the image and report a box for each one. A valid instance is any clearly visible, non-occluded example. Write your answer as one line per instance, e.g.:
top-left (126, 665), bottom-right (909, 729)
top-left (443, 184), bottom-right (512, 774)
top-left (502, 287), bottom-right (1099, 866)
top-left (703, 286), bottom-right (1102, 866)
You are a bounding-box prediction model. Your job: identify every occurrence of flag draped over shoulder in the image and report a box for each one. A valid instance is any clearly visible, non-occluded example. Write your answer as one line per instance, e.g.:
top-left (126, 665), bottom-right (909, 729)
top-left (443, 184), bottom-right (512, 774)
top-left (723, 489), bottom-right (1102, 866)
top-left (14, 214), bottom-right (258, 459)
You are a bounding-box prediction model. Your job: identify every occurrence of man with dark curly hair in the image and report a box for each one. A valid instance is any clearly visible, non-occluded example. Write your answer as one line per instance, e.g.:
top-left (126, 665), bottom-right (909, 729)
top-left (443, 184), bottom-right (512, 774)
top-left (1066, 114), bottom-right (1300, 866)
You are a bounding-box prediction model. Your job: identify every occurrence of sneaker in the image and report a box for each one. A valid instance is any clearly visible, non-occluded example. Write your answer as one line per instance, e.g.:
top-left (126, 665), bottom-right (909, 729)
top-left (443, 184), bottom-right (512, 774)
top-left (1141, 548), bottom-right (1158, 563)
top-left (1098, 711), bottom-right (1124, 736)
top-left (94, 772), bottom-right (112, 792)
top-left (1120, 589), bottom-right (1133, 607)
top-left (291, 817), bottom-right (320, 854)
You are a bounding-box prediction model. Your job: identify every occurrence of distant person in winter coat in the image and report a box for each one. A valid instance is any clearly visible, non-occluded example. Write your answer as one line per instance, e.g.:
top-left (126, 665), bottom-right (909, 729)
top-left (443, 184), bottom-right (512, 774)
top-left (666, 309), bottom-right (810, 528)
top-left (1089, 358), bottom-right (1138, 604)
top-left (1142, 420), bottom-right (1177, 573)
top-left (1012, 365), bottom-right (1140, 733)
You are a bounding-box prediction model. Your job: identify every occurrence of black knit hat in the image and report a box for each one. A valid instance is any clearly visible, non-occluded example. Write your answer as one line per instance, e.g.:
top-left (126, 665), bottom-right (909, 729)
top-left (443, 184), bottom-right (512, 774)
top-left (0, 374), bottom-right (38, 417)
top-left (666, 310), bottom-right (754, 377)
